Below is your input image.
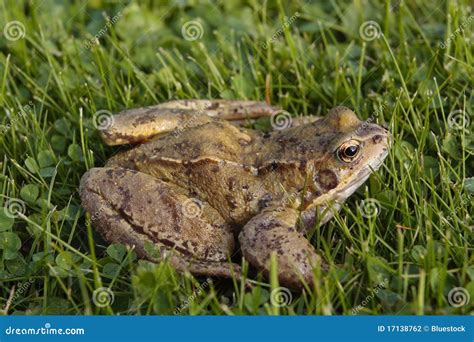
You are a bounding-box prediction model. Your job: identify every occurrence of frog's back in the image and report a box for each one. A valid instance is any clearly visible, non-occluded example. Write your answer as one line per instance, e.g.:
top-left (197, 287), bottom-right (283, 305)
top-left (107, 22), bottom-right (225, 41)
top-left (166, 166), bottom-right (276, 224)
top-left (105, 121), bottom-right (268, 223)
top-left (107, 121), bottom-right (259, 165)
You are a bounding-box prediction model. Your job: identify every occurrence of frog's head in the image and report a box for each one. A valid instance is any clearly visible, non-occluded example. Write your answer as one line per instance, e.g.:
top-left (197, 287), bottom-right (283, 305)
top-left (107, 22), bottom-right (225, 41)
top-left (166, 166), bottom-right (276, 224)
top-left (311, 106), bottom-right (391, 205)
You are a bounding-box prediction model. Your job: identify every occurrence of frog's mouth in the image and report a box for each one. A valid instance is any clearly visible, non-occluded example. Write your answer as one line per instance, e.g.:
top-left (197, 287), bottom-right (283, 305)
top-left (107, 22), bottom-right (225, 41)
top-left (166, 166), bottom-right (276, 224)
top-left (301, 157), bottom-right (387, 226)
top-left (334, 167), bottom-right (373, 202)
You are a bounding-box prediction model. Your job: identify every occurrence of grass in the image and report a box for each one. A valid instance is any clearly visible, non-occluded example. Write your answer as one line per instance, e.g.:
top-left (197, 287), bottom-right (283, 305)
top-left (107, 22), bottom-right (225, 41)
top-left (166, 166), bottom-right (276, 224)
top-left (0, 0), bottom-right (473, 315)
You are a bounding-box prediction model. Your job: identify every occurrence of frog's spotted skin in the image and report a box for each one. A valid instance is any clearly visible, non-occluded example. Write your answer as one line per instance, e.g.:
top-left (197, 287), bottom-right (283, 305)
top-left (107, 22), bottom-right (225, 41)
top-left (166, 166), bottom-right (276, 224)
top-left (80, 100), bottom-right (391, 289)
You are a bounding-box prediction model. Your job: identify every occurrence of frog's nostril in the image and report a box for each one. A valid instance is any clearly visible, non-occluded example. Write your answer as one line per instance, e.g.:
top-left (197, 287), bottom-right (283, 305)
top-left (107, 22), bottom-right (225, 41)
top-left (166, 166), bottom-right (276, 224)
top-left (372, 135), bottom-right (383, 144)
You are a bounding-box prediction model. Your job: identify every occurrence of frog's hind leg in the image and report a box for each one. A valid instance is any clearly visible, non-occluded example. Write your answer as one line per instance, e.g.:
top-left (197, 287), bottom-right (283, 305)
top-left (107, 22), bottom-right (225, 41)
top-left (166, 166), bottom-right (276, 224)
top-left (100, 100), bottom-right (279, 145)
top-left (79, 167), bottom-right (244, 281)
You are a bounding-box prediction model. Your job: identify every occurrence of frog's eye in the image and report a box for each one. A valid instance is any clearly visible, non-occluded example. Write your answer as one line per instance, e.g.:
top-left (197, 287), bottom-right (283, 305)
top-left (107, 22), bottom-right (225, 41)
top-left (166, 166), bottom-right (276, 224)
top-left (337, 140), bottom-right (361, 163)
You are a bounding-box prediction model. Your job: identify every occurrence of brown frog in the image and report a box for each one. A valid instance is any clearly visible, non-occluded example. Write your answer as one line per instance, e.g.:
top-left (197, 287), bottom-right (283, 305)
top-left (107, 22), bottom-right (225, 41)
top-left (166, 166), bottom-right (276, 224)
top-left (80, 100), bottom-right (391, 289)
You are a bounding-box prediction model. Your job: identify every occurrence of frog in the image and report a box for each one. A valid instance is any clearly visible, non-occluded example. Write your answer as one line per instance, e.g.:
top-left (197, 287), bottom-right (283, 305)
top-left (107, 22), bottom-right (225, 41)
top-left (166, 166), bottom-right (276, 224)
top-left (80, 100), bottom-right (391, 290)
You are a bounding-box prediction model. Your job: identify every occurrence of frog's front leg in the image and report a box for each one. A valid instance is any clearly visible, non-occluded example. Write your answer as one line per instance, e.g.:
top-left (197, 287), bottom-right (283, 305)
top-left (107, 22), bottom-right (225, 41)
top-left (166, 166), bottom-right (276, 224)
top-left (80, 167), bottom-right (242, 280)
top-left (239, 206), bottom-right (328, 290)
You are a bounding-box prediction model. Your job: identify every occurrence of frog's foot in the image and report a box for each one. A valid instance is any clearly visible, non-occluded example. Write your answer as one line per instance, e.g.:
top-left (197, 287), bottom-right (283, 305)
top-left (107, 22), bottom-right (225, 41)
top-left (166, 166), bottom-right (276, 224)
top-left (289, 115), bottom-right (321, 127)
top-left (239, 205), bottom-right (328, 290)
top-left (79, 167), bottom-right (244, 281)
top-left (155, 100), bottom-right (279, 120)
top-left (101, 100), bottom-right (279, 145)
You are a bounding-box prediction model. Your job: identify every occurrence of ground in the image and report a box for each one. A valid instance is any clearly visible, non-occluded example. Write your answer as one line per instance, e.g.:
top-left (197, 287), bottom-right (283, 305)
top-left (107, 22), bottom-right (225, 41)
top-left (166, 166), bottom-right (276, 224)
top-left (0, 0), bottom-right (473, 315)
